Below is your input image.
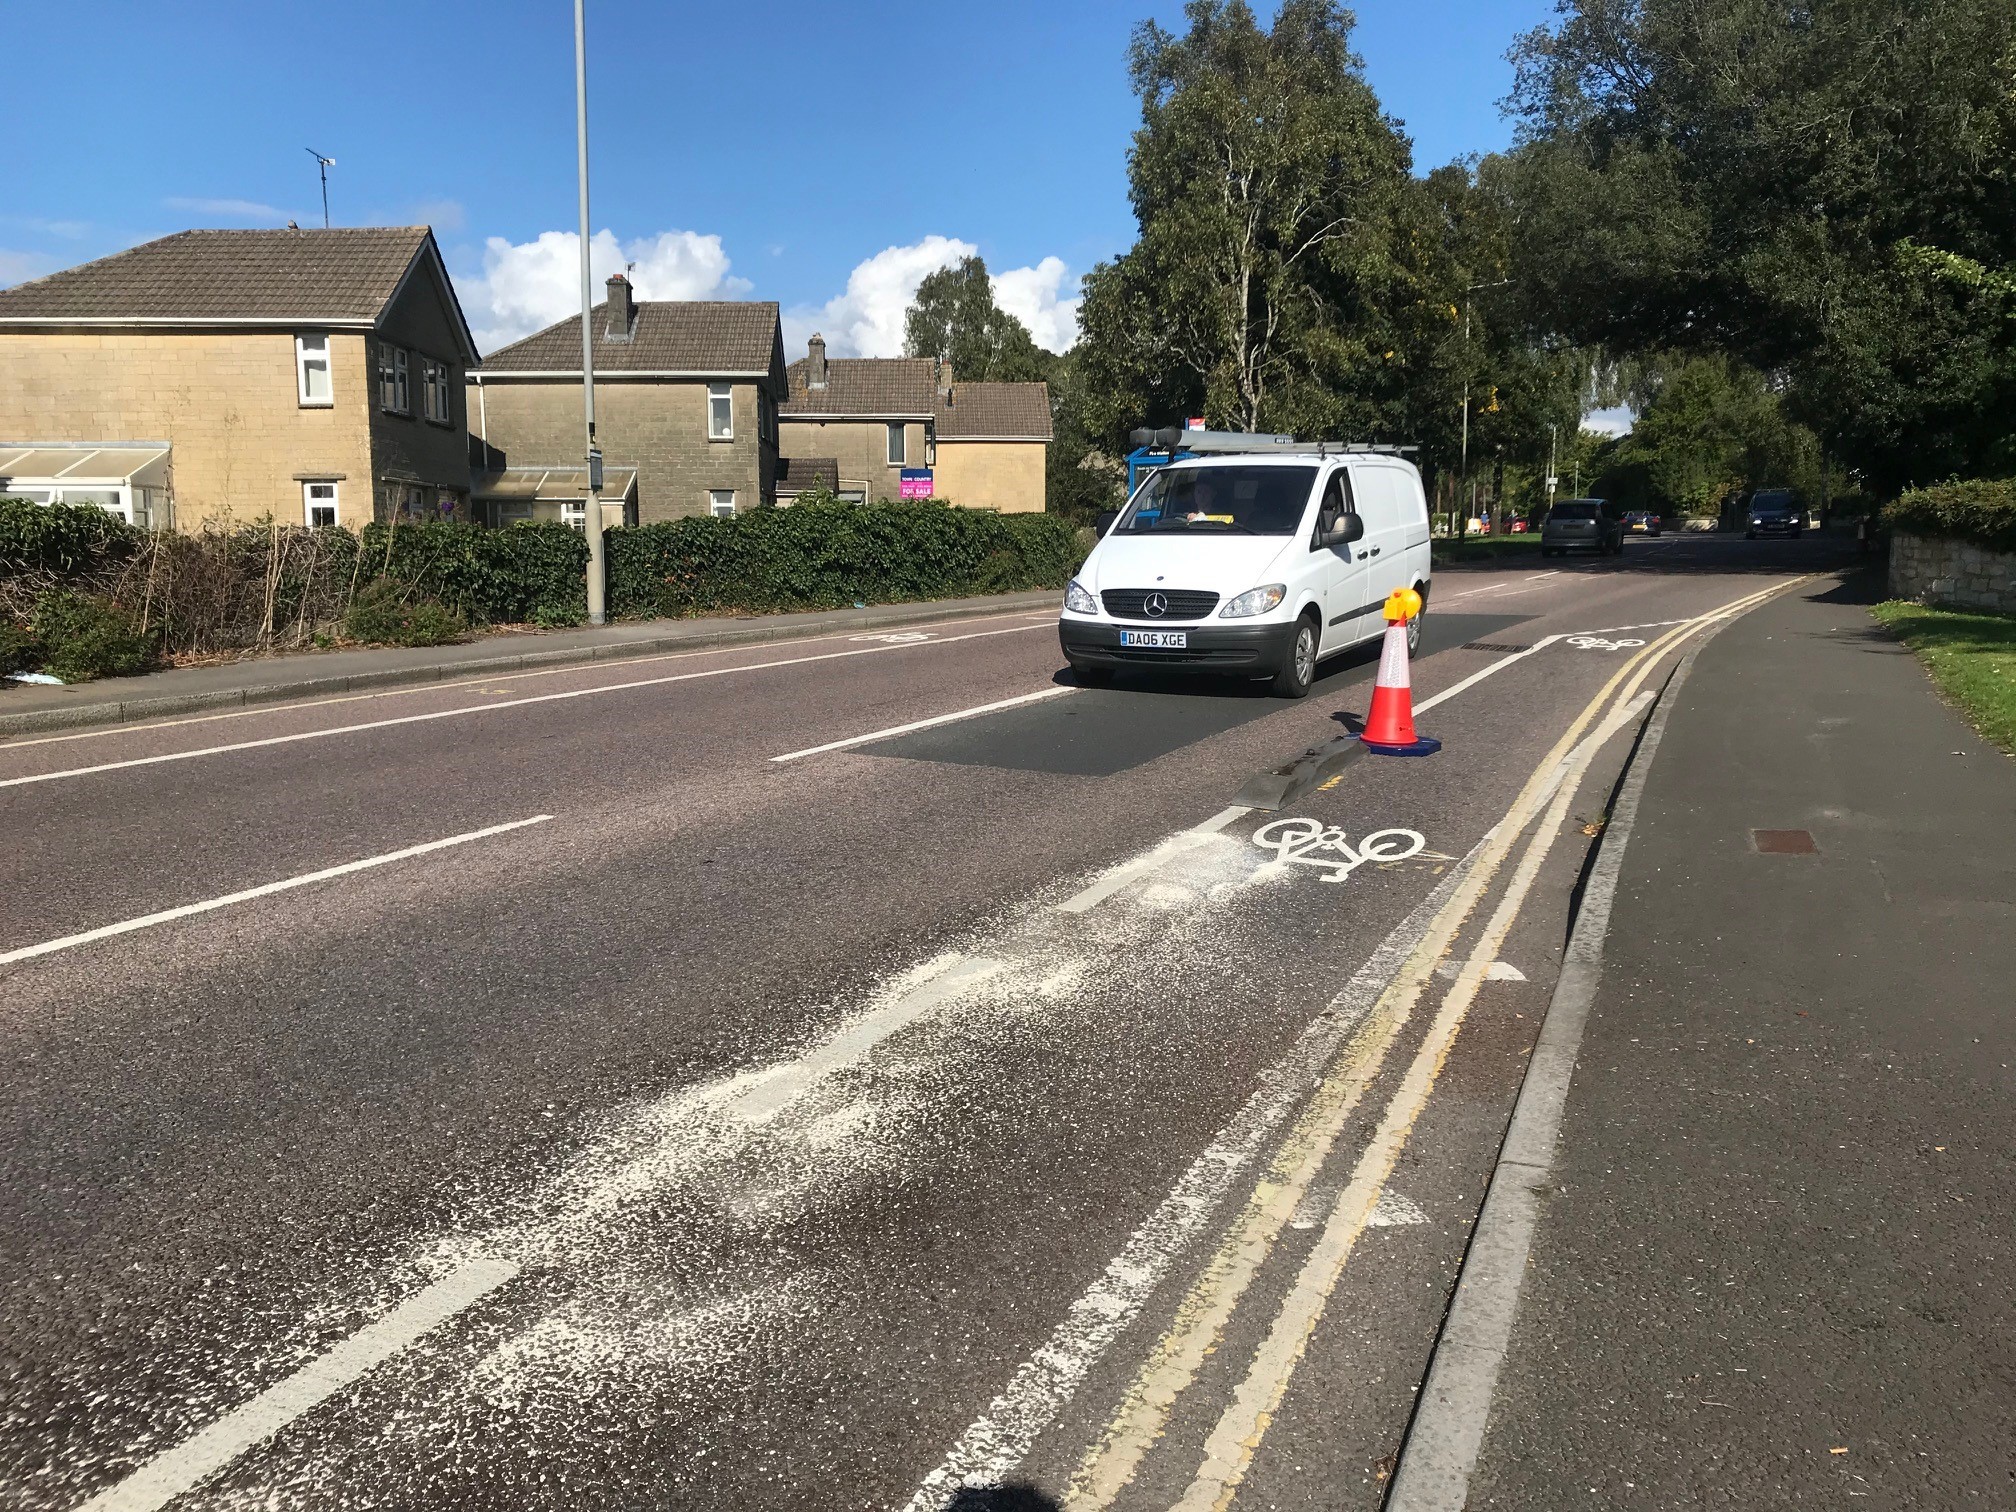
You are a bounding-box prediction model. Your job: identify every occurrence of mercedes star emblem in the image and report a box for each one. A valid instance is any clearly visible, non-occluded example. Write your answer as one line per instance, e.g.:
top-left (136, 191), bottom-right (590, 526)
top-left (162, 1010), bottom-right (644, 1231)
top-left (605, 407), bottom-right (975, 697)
top-left (1144, 592), bottom-right (1169, 617)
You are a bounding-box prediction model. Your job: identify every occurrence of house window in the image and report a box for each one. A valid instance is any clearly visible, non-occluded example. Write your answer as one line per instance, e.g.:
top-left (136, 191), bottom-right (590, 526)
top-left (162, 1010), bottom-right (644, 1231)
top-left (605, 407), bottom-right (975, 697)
top-left (560, 499), bottom-right (587, 529)
top-left (709, 490), bottom-right (736, 516)
top-left (296, 333), bottom-right (332, 406)
top-left (422, 359), bottom-right (452, 423)
top-left (708, 382), bottom-right (733, 439)
top-left (302, 480), bottom-right (339, 528)
top-left (379, 344), bottom-right (410, 413)
top-left (886, 423), bottom-right (905, 466)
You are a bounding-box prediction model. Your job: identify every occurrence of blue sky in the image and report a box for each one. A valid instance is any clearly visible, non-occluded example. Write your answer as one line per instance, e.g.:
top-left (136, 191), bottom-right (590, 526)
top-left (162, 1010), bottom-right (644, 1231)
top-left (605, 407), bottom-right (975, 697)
top-left (3, 0), bottom-right (1559, 357)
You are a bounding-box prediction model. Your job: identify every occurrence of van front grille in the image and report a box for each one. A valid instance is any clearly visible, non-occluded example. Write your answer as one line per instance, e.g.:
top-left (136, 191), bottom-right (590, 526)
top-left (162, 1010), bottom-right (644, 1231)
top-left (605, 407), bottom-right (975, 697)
top-left (1100, 589), bottom-right (1221, 622)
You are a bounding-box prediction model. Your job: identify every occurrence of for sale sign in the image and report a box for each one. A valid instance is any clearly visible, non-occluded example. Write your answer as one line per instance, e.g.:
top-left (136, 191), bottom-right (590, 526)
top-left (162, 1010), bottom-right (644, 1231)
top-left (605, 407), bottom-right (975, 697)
top-left (899, 469), bottom-right (935, 500)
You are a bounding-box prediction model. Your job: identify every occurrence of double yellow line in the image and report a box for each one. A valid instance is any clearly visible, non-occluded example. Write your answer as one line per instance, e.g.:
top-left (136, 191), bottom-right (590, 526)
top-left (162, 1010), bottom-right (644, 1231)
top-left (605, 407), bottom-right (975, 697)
top-left (1066, 576), bottom-right (1806, 1512)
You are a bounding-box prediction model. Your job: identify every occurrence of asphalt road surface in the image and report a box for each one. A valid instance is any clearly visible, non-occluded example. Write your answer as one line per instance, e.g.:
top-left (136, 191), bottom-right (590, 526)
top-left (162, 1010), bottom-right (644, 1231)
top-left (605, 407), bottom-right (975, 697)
top-left (0, 532), bottom-right (1850, 1511)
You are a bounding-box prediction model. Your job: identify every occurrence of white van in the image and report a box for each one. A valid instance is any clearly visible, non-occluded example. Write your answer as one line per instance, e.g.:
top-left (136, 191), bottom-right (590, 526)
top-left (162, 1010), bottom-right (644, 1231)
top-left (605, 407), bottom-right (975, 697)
top-left (1058, 446), bottom-right (1432, 698)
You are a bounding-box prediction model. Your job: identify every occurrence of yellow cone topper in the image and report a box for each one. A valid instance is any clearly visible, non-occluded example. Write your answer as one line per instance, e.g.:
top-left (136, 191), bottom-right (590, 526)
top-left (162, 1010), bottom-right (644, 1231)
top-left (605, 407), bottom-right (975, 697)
top-left (1383, 586), bottom-right (1423, 623)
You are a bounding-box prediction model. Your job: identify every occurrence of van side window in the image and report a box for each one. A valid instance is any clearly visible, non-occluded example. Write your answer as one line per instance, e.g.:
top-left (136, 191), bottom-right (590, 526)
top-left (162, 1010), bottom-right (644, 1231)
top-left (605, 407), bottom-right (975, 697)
top-left (1314, 471), bottom-right (1352, 543)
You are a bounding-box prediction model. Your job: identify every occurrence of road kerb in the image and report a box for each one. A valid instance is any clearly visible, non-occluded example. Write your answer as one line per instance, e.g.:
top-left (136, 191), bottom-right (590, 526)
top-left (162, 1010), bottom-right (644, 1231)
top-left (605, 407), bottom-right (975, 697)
top-left (1383, 584), bottom-right (1796, 1512)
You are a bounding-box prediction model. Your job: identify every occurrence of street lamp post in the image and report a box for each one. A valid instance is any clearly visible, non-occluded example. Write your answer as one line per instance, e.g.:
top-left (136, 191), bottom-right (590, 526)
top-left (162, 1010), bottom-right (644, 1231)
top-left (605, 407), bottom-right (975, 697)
top-left (574, 0), bottom-right (606, 626)
top-left (1458, 278), bottom-right (1513, 539)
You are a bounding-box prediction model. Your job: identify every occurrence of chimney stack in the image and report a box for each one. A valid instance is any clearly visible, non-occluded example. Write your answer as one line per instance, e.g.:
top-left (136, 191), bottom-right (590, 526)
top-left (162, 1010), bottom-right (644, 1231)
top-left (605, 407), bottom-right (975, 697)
top-left (807, 333), bottom-right (828, 390)
top-left (604, 272), bottom-right (635, 338)
top-left (937, 357), bottom-right (954, 401)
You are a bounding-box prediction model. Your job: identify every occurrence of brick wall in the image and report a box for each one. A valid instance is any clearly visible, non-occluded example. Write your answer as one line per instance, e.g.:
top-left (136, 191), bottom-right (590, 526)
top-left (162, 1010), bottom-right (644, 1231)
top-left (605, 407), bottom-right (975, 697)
top-left (0, 329), bottom-right (377, 528)
top-left (470, 375), bottom-right (771, 522)
top-left (1889, 531), bottom-right (2016, 613)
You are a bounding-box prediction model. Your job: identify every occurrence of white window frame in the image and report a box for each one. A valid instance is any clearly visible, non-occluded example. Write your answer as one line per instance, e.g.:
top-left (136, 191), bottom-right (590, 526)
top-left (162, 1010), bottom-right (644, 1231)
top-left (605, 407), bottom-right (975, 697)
top-left (422, 358), bottom-right (452, 423)
top-left (707, 382), bottom-right (734, 440)
top-left (302, 480), bottom-right (339, 528)
top-left (560, 499), bottom-right (587, 529)
top-left (709, 489), bottom-right (736, 517)
top-left (296, 333), bottom-right (333, 407)
top-left (886, 423), bottom-right (906, 467)
top-left (380, 344), bottom-right (410, 414)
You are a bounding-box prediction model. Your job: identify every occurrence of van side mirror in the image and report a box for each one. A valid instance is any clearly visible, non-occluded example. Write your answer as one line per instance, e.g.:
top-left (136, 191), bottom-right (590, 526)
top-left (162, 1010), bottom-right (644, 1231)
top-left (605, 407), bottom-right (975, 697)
top-left (1330, 512), bottom-right (1365, 546)
top-left (1094, 509), bottom-right (1121, 537)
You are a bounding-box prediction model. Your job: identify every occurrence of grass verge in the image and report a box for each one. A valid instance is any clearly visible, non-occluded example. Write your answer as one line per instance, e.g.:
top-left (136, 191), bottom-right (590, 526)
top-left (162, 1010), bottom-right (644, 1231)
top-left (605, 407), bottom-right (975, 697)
top-left (1870, 600), bottom-right (2016, 753)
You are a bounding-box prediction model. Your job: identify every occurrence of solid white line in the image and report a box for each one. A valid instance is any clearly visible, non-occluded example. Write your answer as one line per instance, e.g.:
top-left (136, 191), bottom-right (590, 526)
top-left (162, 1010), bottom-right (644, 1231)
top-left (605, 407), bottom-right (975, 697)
top-left (0, 817), bottom-right (553, 966)
top-left (75, 1256), bottom-right (522, 1512)
top-left (0, 606), bottom-right (1064, 751)
top-left (1413, 636), bottom-right (1562, 716)
top-left (1053, 805), bottom-right (1252, 914)
top-left (901, 854), bottom-right (1483, 1512)
top-left (768, 686), bottom-right (1077, 763)
top-left (0, 624), bottom-right (1050, 790)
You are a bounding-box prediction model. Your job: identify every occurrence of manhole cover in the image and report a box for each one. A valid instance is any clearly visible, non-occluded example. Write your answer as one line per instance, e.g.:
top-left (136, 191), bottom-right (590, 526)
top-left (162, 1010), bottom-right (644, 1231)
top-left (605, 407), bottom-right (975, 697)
top-left (1751, 829), bottom-right (1818, 855)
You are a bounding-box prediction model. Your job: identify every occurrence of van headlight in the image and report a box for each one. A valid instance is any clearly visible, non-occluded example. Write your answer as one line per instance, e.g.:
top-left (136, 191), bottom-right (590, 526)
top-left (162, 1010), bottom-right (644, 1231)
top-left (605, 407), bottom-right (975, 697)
top-left (1064, 579), bottom-right (1098, 615)
top-left (1220, 584), bottom-right (1286, 618)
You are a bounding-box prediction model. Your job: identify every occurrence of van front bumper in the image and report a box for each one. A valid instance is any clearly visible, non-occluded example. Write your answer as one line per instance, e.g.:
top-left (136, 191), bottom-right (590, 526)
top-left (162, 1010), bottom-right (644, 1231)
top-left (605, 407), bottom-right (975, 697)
top-left (1058, 618), bottom-right (1298, 673)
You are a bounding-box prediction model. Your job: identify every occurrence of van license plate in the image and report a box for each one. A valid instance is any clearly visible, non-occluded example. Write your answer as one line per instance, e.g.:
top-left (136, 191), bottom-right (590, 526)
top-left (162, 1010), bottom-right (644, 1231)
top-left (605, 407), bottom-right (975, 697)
top-left (1121, 630), bottom-right (1187, 649)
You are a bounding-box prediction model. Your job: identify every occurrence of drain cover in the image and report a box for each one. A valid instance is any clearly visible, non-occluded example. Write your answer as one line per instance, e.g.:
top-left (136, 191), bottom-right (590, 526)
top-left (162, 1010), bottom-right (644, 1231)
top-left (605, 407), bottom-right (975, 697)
top-left (1751, 829), bottom-right (1818, 855)
top-left (1460, 641), bottom-right (1532, 654)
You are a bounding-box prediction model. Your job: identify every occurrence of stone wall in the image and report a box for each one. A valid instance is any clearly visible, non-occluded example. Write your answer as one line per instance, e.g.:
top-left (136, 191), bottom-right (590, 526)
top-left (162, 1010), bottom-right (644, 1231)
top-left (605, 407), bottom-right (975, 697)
top-left (1889, 530), bottom-right (2016, 613)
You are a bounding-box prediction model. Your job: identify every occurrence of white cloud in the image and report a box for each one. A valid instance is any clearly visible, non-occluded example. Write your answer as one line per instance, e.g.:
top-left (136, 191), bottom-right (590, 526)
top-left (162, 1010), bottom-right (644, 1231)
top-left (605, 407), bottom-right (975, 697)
top-left (783, 235), bottom-right (976, 359)
top-left (1583, 404), bottom-right (1635, 437)
top-left (164, 197), bottom-right (290, 222)
top-left (781, 237), bottom-right (1084, 362)
top-left (991, 255), bottom-right (1081, 353)
top-left (461, 228), bottom-right (750, 354)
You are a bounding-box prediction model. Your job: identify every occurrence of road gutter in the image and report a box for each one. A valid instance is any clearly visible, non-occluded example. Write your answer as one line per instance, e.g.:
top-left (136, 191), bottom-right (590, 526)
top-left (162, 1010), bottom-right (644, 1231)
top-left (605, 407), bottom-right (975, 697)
top-left (1381, 639), bottom-right (1707, 1512)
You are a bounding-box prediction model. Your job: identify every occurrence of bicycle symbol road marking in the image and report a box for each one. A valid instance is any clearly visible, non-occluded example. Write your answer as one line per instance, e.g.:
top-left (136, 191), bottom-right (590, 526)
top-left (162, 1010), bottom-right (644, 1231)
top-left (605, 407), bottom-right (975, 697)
top-left (1251, 818), bottom-right (1427, 884)
top-left (849, 631), bottom-right (935, 644)
top-left (1566, 635), bottom-right (1646, 651)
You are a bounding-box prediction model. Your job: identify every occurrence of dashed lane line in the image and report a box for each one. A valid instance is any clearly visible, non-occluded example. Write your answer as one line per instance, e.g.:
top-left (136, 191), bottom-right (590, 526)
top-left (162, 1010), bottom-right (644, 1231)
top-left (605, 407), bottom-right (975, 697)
top-left (0, 607), bottom-right (1063, 752)
top-left (0, 816), bottom-right (554, 966)
top-left (768, 685), bottom-right (1078, 762)
top-left (0, 623), bottom-right (1052, 790)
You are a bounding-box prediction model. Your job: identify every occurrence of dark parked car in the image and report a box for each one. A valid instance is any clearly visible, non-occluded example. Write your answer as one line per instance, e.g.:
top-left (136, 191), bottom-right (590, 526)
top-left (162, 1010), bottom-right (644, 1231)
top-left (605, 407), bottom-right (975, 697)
top-left (1625, 510), bottom-right (1662, 536)
top-left (1541, 498), bottom-right (1626, 557)
top-left (1745, 489), bottom-right (1806, 538)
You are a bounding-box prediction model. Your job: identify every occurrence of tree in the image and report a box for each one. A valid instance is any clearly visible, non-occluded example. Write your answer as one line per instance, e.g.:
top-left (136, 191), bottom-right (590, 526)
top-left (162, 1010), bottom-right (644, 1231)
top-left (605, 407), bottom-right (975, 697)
top-left (1076, 0), bottom-right (1414, 436)
top-left (1502, 0), bottom-right (2016, 494)
top-left (902, 256), bottom-right (1051, 382)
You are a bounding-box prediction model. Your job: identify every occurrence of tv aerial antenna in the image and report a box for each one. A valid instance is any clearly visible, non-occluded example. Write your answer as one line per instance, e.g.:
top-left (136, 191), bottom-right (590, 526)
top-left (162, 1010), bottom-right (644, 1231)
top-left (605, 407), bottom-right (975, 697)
top-left (304, 149), bottom-right (335, 228)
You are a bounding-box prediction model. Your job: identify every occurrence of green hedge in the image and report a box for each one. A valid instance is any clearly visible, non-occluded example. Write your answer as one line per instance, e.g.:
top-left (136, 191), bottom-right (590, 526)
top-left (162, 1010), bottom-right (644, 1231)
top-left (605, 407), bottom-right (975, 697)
top-left (1882, 478), bottom-right (2016, 552)
top-left (0, 498), bottom-right (141, 576)
top-left (357, 519), bottom-right (589, 623)
top-left (606, 501), bottom-right (1078, 618)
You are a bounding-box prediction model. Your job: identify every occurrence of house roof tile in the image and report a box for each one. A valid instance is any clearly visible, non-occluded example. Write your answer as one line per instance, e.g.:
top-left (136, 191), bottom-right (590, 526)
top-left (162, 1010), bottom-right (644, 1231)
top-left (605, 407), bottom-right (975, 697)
top-left (775, 456), bottom-right (841, 492)
top-left (0, 227), bottom-right (434, 324)
top-left (482, 301), bottom-right (782, 372)
top-left (934, 381), bottom-right (1054, 440)
top-left (781, 357), bottom-right (938, 418)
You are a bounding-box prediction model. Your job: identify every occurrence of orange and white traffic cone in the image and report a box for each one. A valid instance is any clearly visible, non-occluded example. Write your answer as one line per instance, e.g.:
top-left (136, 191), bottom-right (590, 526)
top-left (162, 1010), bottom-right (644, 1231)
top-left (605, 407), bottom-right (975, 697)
top-left (1361, 586), bottom-right (1441, 757)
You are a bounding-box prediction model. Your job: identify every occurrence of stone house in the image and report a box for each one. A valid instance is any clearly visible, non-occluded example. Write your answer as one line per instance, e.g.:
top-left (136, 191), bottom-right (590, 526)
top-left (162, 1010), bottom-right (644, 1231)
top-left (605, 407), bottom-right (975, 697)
top-left (0, 227), bottom-right (477, 530)
top-left (467, 279), bottom-right (787, 525)
top-left (932, 374), bottom-right (1053, 513)
top-left (777, 339), bottom-right (1051, 511)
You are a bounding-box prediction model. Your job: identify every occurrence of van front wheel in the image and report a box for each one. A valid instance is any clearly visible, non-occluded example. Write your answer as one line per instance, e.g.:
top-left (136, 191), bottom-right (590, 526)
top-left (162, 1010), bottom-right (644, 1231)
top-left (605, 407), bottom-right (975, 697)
top-left (1270, 616), bottom-right (1319, 699)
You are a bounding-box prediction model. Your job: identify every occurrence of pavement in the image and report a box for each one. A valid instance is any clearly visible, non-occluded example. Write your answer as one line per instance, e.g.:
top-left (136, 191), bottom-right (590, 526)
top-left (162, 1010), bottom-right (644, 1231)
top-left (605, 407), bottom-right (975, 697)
top-left (0, 589), bottom-right (1063, 736)
top-left (11, 529), bottom-right (1997, 1511)
top-left (1452, 569), bottom-right (2016, 1508)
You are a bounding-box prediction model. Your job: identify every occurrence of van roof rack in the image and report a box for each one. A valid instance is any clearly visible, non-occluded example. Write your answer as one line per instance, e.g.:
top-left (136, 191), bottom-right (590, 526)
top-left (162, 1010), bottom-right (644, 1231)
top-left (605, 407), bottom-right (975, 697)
top-left (1161, 428), bottom-right (1418, 458)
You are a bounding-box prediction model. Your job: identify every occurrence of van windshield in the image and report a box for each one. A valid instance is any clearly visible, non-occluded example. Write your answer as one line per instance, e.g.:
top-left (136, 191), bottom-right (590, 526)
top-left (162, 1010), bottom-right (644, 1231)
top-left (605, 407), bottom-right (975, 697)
top-left (1119, 465), bottom-right (1316, 536)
